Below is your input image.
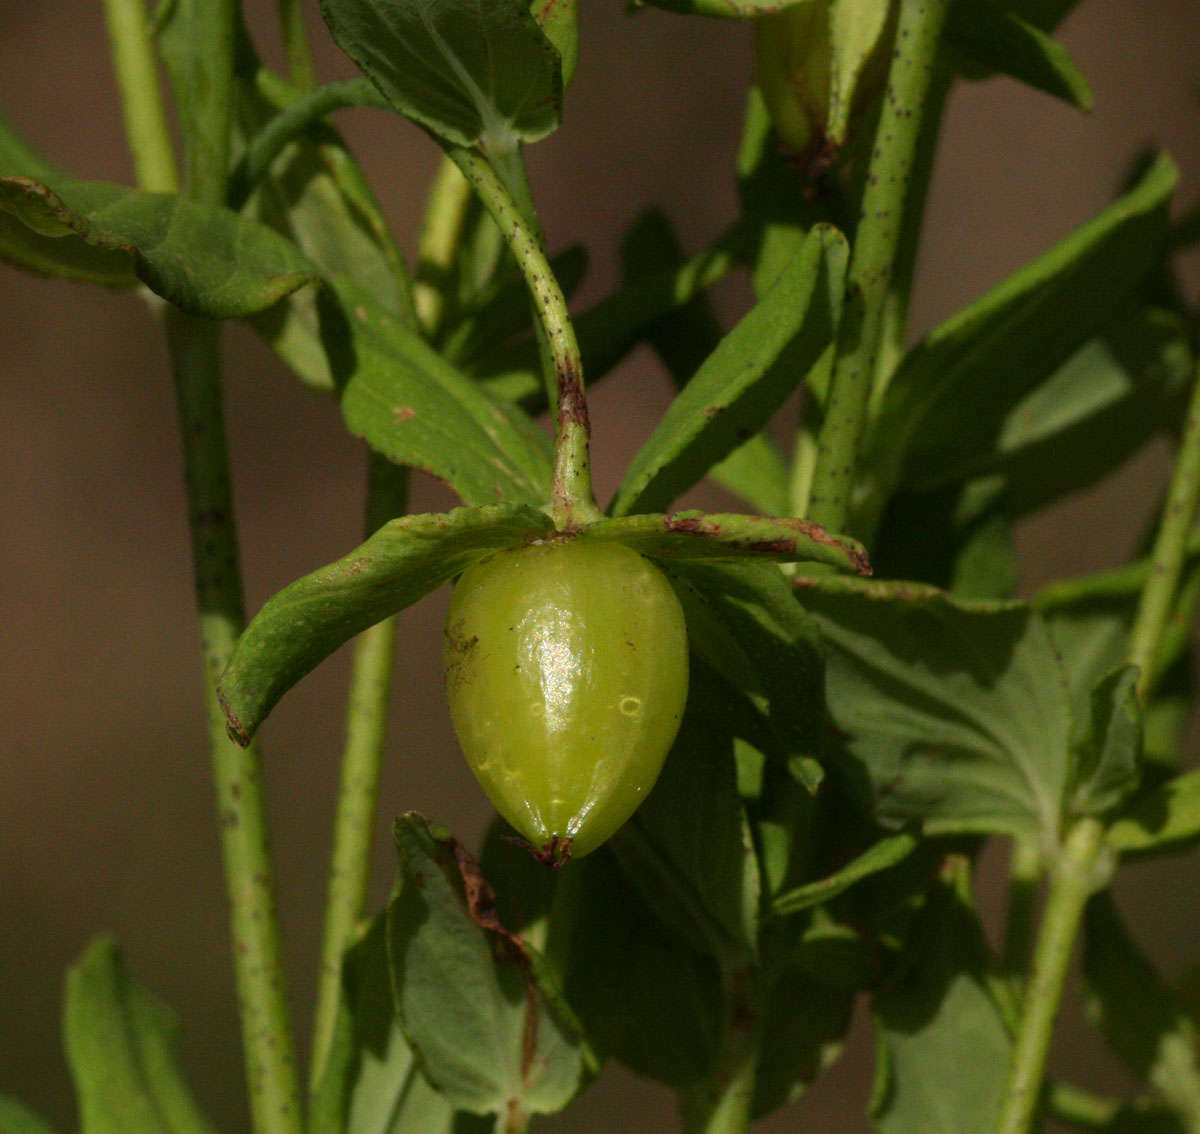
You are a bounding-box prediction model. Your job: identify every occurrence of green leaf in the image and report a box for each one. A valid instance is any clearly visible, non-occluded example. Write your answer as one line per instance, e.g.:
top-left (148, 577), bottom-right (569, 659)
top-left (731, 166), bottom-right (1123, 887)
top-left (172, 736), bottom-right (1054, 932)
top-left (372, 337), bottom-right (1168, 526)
top-left (772, 829), bottom-right (920, 916)
top-left (669, 560), bottom-right (825, 791)
top-left (218, 503), bottom-right (553, 745)
top-left (611, 223), bottom-right (847, 517)
top-left (827, 0), bottom-right (893, 145)
top-left (1083, 892), bottom-right (1200, 1124)
top-left (563, 851), bottom-right (724, 1090)
top-left (1107, 770), bottom-right (1200, 859)
top-left (965, 307), bottom-right (1192, 518)
top-left (1068, 666), bottom-right (1142, 819)
top-left (319, 0), bottom-right (562, 151)
top-left (862, 153), bottom-right (1177, 516)
top-left (871, 880), bottom-right (1011, 1133)
top-left (608, 676), bottom-right (762, 964)
top-left (0, 1098), bottom-right (54, 1134)
top-left (800, 576), bottom-right (1074, 843)
top-left (388, 814), bottom-right (588, 1118)
top-left (580, 511), bottom-right (869, 574)
top-left (0, 171), bottom-right (315, 318)
top-left (752, 922), bottom-right (857, 1117)
top-left (63, 936), bottom-right (214, 1134)
top-left (325, 275), bottom-right (553, 505)
top-left (946, 0), bottom-right (1094, 111)
top-left (311, 913), bottom-right (491, 1134)
top-left (531, 0), bottom-right (578, 88)
top-left (619, 208), bottom-right (791, 515)
top-left (231, 36), bottom-right (415, 392)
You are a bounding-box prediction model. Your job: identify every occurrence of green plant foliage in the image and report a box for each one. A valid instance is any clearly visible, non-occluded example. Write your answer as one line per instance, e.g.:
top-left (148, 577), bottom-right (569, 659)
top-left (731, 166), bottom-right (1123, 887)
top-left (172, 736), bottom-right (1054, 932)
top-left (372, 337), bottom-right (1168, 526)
top-left (388, 815), bottom-right (590, 1120)
top-left (63, 937), bottom-right (214, 1134)
top-left (1083, 893), bottom-right (1200, 1126)
top-left (319, 0), bottom-right (562, 151)
top-left (860, 153), bottom-right (1178, 526)
top-left (1107, 770), bottom-right (1200, 859)
top-left (612, 224), bottom-right (847, 516)
top-left (325, 275), bottom-right (554, 505)
top-left (946, 0), bottom-right (1093, 110)
top-left (870, 878), bottom-right (1012, 1132)
top-left (1068, 666), bottom-right (1142, 819)
top-left (564, 850), bottom-right (726, 1091)
top-left (800, 576), bottom-right (1075, 843)
top-left (309, 915), bottom-right (490, 1133)
top-left (772, 829), bottom-right (920, 915)
top-left (218, 503), bottom-right (554, 744)
top-left (579, 511), bottom-right (869, 572)
top-left (619, 207), bottom-right (791, 516)
top-left (0, 169), bottom-right (315, 317)
top-left (0, 1098), bottom-right (54, 1134)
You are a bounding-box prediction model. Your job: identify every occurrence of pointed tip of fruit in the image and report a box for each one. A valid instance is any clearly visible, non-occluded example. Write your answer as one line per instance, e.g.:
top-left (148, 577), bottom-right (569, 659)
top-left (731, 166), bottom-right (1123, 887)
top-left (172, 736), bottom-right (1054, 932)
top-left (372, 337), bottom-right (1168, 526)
top-left (532, 834), bottom-right (573, 869)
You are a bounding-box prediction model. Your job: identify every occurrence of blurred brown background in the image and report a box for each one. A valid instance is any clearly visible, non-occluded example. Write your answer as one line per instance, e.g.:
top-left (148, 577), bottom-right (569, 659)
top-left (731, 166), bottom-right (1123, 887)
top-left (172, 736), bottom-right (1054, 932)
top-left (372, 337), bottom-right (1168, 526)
top-left (2, 1), bottom-right (1199, 1129)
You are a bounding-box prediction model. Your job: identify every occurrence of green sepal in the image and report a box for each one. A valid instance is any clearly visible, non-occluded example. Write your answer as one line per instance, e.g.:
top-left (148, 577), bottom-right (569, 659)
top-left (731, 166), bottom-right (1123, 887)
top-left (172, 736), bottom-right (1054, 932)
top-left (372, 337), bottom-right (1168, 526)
top-left (218, 504), bottom-right (554, 745)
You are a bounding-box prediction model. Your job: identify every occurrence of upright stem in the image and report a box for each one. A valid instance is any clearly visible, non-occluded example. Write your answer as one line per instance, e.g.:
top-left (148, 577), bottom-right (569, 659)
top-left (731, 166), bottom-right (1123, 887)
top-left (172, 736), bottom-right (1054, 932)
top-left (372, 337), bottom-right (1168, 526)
top-left (107, 4), bottom-right (301, 1124)
top-left (163, 311), bottom-right (302, 1133)
top-left (102, 0), bottom-right (178, 193)
top-left (681, 969), bottom-right (760, 1134)
top-left (414, 155), bottom-right (475, 339)
top-left (995, 818), bottom-right (1106, 1134)
top-left (446, 145), bottom-right (601, 529)
top-left (308, 456), bottom-right (408, 1096)
top-left (276, 0), bottom-right (317, 92)
top-left (806, 0), bottom-right (951, 535)
top-left (1129, 360), bottom-right (1200, 702)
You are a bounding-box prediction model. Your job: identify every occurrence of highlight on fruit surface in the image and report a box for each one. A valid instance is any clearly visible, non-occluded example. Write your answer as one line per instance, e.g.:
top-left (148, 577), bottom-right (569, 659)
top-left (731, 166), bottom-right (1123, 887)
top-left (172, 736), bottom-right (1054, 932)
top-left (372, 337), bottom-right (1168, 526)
top-left (443, 538), bottom-right (689, 866)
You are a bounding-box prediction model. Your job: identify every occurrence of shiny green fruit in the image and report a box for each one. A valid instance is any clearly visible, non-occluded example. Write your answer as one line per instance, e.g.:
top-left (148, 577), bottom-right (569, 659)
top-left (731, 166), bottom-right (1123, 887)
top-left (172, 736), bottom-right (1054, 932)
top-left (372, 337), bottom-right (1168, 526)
top-left (444, 538), bottom-right (689, 864)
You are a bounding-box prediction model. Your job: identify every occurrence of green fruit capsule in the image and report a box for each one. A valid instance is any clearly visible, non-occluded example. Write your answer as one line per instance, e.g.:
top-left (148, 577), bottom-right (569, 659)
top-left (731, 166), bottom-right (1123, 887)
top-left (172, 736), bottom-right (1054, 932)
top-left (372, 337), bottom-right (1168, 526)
top-left (444, 538), bottom-right (689, 865)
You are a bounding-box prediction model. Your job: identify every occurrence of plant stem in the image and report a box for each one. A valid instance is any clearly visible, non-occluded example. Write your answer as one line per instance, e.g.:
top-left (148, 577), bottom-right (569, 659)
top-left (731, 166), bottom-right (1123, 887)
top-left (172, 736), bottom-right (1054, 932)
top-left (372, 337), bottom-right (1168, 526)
top-left (163, 309), bottom-right (303, 1133)
top-left (1002, 838), bottom-right (1043, 979)
top-left (276, 0), bottom-right (316, 92)
top-left (869, 61), bottom-right (952, 410)
top-left (308, 455), bottom-right (408, 1097)
top-left (102, 0), bottom-right (178, 193)
top-left (446, 144), bottom-right (601, 529)
top-left (414, 154), bottom-right (476, 339)
top-left (227, 77), bottom-right (387, 208)
top-left (806, 0), bottom-right (951, 535)
top-left (1129, 359), bottom-right (1200, 702)
top-left (128, 5), bottom-right (301, 1125)
top-left (995, 818), bottom-right (1106, 1134)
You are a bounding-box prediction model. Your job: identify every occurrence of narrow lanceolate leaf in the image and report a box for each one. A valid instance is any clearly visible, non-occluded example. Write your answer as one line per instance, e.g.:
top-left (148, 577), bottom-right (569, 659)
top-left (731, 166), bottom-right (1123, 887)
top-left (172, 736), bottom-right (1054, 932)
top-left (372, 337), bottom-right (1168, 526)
top-left (0, 1098), bottom-right (54, 1134)
top-left (64, 937), bottom-right (214, 1134)
top-left (580, 512), bottom-right (870, 575)
top-left (862, 153), bottom-right (1177, 510)
top-left (328, 275), bottom-right (553, 506)
top-left (946, 0), bottom-right (1094, 110)
top-left (319, 0), bottom-right (562, 151)
top-left (612, 223), bottom-right (847, 517)
top-left (798, 576), bottom-right (1074, 844)
top-left (218, 504), bottom-right (553, 745)
top-left (389, 815), bottom-right (589, 1119)
top-left (772, 829), bottom-right (920, 916)
top-left (1084, 893), bottom-right (1200, 1126)
top-left (871, 881), bottom-right (1011, 1133)
top-left (1107, 769), bottom-right (1200, 859)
